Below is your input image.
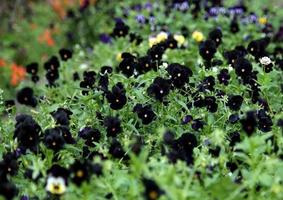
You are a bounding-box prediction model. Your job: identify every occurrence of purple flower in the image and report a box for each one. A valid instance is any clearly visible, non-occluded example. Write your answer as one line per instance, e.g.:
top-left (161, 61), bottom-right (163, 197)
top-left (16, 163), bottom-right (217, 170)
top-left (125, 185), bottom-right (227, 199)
top-left (136, 14), bottom-right (146, 24)
top-left (114, 18), bottom-right (124, 23)
top-left (132, 4), bottom-right (142, 11)
top-left (99, 34), bottom-right (112, 44)
top-left (20, 196), bottom-right (29, 200)
top-left (144, 2), bottom-right (153, 11)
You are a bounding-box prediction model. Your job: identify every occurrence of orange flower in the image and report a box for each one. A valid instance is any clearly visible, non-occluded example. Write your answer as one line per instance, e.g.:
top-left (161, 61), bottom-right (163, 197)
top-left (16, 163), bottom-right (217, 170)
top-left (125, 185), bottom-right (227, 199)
top-left (10, 63), bottom-right (26, 86)
top-left (38, 29), bottom-right (55, 47)
top-left (0, 59), bottom-right (6, 67)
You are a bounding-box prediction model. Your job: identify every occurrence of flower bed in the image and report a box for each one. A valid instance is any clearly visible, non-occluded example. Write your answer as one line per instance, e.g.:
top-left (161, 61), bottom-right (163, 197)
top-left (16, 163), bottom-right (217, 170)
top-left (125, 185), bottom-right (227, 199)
top-left (0, 0), bottom-right (283, 200)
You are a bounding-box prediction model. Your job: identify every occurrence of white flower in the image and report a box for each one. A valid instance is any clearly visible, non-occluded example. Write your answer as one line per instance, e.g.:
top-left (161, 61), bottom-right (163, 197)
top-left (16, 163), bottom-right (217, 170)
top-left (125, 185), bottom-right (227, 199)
top-left (46, 176), bottom-right (67, 195)
top-left (80, 63), bottom-right (88, 70)
top-left (259, 56), bottom-right (272, 65)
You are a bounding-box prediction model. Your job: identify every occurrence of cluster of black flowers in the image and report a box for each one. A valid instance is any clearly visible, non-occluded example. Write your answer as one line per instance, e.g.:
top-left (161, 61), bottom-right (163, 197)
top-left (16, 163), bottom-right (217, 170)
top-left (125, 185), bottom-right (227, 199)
top-left (163, 131), bottom-right (198, 165)
top-left (1, 1), bottom-right (283, 200)
top-left (26, 62), bottom-right (39, 83)
top-left (44, 48), bottom-right (72, 86)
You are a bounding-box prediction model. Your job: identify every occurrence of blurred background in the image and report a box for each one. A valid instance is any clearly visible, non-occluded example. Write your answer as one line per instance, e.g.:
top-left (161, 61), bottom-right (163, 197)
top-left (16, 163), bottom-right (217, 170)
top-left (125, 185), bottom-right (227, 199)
top-left (0, 0), bottom-right (282, 98)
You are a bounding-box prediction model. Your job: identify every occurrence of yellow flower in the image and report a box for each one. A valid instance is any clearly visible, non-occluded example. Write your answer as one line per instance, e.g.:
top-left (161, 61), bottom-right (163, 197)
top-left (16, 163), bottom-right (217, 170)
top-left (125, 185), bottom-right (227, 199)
top-left (116, 53), bottom-right (122, 62)
top-left (258, 17), bottom-right (267, 25)
top-left (174, 34), bottom-right (185, 46)
top-left (149, 37), bottom-right (158, 47)
top-left (156, 31), bottom-right (168, 43)
top-left (46, 176), bottom-right (67, 195)
top-left (192, 31), bottom-right (204, 42)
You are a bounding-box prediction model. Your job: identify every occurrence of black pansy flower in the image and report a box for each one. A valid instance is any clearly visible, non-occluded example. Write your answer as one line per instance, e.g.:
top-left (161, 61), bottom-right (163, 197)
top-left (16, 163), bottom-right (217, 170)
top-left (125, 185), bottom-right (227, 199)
top-left (240, 111), bottom-right (257, 136)
top-left (73, 72), bottom-right (80, 81)
top-left (165, 35), bottom-right (178, 49)
top-left (247, 38), bottom-right (270, 58)
top-left (224, 50), bottom-right (242, 65)
top-left (0, 153), bottom-right (18, 177)
top-left (230, 19), bottom-right (240, 33)
top-left (70, 160), bottom-right (91, 186)
top-left (78, 127), bottom-right (101, 147)
top-left (199, 39), bottom-right (217, 61)
top-left (137, 56), bottom-right (156, 74)
top-left (0, 181), bottom-right (18, 200)
top-left (167, 63), bottom-right (192, 88)
top-left (211, 59), bottom-right (223, 67)
top-left (83, 71), bottom-right (96, 85)
top-left (191, 119), bottom-right (205, 131)
top-left (257, 110), bottom-right (273, 132)
top-left (129, 33), bottom-right (143, 45)
top-left (59, 48), bottom-right (72, 61)
top-left (80, 80), bottom-right (94, 95)
top-left (51, 108), bottom-right (73, 126)
top-left (118, 56), bottom-right (137, 77)
top-left (163, 130), bottom-right (175, 145)
top-left (217, 69), bottom-right (230, 85)
top-left (26, 62), bottom-right (38, 75)
top-left (46, 165), bottom-right (69, 195)
top-left (228, 131), bottom-right (241, 147)
top-left (234, 58), bottom-right (253, 77)
top-left (106, 82), bottom-right (127, 110)
top-left (16, 87), bottom-right (37, 107)
top-left (133, 104), bottom-right (156, 125)
top-left (228, 114), bottom-right (240, 124)
top-left (204, 96), bottom-right (218, 113)
top-left (44, 128), bottom-right (65, 151)
top-left (58, 126), bottom-right (75, 144)
top-left (208, 28), bottom-right (222, 46)
top-left (227, 95), bottom-right (243, 111)
top-left (147, 44), bottom-right (165, 62)
top-left (104, 116), bottom-right (122, 137)
top-left (46, 70), bottom-right (59, 85)
top-left (130, 136), bottom-right (144, 155)
top-left (147, 77), bottom-right (170, 101)
top-left (176, 133), bottom-right (198, 153)
top-left (31, 75), bottom-right (40, 83)
top-left (142, 178), bottom-right (164, 200)
top-left (80, 71), bottom-right (97, 95)
top-left (14, 114), bottom-right (41, 152)
top-left (109, 139), bottom-right (128, 159)
top-left (112, 21), bottom-right (129, 37)
top-left (277, 119), bottom-right (283, 128)
top-left (209, 146), bottom-right (221, 157)
top-left (200, 76), bottom-right (215, 91)
top-left (193, 95), bottom-right (205, 108)
top-left (181, 115), bottom-right (193, 125)
top-left (166, 132), bottom-right (198, 165)
top-left (258, 117), bottom-right (273, 132)
top-left (101, 66), bottom-right (113, 75)
top-left (44, 56), bottom-right (60, 72)
top-left (4, 100), bottom-right (15, 111)
top-left (235, 45), bottom-right (247, 57)
top-left (92, 163), bottom-right (103, 176)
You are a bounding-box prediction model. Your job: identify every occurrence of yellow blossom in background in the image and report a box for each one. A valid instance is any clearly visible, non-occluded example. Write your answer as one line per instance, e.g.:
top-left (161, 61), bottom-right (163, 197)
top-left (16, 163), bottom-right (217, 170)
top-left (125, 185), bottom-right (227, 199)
top-left (149, 37), bottom-right (158, 47)
top-left (258, 17), bottom-right (267, 25)
top-left (116, 53), bottom-right (122, 62)
top-left (156, 31), bottom-right (168, 43)
top-left (192, 30), bottom-right (204, 42)
top-left (174, 34), bottom-right (185, 46)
